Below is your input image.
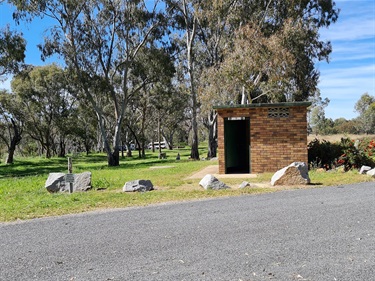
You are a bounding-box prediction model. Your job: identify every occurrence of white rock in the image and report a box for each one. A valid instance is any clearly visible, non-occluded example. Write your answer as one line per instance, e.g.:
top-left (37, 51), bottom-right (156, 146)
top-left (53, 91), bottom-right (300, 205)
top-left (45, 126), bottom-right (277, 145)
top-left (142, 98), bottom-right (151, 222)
top-left (271, 162), bottom-right (310, 186)
top-left (239, 181), bottom-right (251, 189)
top-left (199, 174), bottom-right (230, 190)
top-left (45, 173), bottom-right (66, 193)
top-left (366, 168), bottom-right (375, 177)
top-left (359, 166), bottom-right (372, 174)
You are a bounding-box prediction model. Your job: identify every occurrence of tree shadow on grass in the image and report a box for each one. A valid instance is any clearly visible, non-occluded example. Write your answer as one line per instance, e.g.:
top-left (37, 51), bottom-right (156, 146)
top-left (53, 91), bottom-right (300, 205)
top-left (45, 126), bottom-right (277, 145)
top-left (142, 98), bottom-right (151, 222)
top-left (0, 158), bottom-right (67, 178)
top-left (0, 153), bottom-right (185, 178)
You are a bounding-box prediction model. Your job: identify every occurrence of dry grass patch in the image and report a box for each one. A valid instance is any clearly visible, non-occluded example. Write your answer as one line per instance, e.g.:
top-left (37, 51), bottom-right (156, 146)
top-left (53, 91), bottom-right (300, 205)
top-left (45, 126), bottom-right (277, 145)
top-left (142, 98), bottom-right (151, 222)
top-left (308, 134), bottom-right (375, 143)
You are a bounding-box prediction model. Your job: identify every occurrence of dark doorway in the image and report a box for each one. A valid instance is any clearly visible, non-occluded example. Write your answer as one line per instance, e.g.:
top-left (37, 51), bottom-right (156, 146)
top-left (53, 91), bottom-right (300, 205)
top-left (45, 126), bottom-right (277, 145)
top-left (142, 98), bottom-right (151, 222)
top-left (224, 117), bottom-right (250, 173)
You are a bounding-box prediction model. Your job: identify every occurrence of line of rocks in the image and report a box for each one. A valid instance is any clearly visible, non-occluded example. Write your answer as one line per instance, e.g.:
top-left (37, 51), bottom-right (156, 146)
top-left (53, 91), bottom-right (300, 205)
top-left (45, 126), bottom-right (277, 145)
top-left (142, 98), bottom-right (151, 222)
top-left (44, 162), bottom-right (310, 194)
top-left (45, 173), bottom-right (155, 193)
top-left (45, 162), bottom-right (374, 194)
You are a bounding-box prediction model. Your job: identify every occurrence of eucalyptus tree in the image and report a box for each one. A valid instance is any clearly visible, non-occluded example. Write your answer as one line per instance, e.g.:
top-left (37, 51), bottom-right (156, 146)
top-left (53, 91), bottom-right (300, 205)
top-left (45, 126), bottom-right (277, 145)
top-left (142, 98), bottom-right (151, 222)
top-left (10, 0), bottom-right (168, 166)
top-left (123, 44), bottom-right (176, 158)
top-left (355, 93), bottom-right (375, 134)
top-left (308, 90), bottom-right (330, 135)
top-left (11, 64), bottom-right (75, 158)
top-left (157, 86), bottom-right (189, 150)
top-left (0, 22), bottom-right (26, 162)
top-left (205, 21), bottom-right (297, 103)
top-left (196, 0), bottom-right (338, 156)
top-left (0, 25), bottom-right (26, 79)
top-left (205, 0), bottom-right (339, 103)
top-left (0, 89), bottom-right (24, 163)
top-left (195, 0), bottom-right (240, 158)
top-left (165, 0), bottom-right (201, 159)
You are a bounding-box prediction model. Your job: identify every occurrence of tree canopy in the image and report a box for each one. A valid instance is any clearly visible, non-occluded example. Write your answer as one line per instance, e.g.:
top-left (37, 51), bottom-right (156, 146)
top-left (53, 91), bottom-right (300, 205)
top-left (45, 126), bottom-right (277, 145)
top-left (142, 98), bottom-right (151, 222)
top-left (0, 25), bottom-right (26, 78)
top-left (1, 0), bottom-right (343, 163)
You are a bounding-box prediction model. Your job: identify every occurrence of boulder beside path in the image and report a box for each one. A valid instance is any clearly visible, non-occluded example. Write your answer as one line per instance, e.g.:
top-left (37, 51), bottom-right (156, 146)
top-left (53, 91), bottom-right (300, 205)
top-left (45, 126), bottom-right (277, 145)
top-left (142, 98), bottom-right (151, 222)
top-left (199, 174), bottom-right (230, 190)
top-left (367, 168), bottom-right (375, 178)
top-left (123, 180), bottom-right (154, 192)
top-left (271, 162), bottom-right (310, 186)
top-left (45, 172), bottom-right (92, 193)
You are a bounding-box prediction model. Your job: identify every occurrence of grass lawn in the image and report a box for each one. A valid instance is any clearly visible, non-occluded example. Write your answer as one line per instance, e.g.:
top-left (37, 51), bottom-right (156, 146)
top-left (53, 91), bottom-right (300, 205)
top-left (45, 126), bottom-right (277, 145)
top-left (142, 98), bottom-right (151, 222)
top-left (1, 146), bottom-right (374, 222)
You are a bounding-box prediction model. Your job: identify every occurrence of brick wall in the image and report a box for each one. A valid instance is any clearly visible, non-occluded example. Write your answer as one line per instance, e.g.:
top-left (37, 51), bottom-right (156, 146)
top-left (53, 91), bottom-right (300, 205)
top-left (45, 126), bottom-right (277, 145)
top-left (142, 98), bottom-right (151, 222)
top-left (217, 105), bottom-right (308, 174)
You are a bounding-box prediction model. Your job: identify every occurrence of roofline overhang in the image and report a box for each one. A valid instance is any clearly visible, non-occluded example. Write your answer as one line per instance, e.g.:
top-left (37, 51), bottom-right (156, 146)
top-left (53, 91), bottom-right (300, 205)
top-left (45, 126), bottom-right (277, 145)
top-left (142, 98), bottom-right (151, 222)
top-left (213, 101), bottom-right (312, 110)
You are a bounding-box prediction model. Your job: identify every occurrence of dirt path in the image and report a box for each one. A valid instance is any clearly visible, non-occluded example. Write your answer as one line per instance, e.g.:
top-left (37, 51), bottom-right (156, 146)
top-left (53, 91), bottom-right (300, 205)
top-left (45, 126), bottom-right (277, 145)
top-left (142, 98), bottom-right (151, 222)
top-left (186, 165), bottom-right (258, 179)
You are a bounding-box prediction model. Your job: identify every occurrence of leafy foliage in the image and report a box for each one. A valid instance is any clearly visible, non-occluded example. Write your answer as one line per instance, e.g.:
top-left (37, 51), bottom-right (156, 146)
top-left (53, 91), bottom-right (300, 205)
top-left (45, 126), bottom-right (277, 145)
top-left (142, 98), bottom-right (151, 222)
top-left (309, 93), bottom-right (375, 135)
top-left (0, 25), bottom-right (26, 77)
top-left (10, 0), bottom-right (171, 166)
top-left (354, 93), bottom-right (375, 134)
top-left (337, 138), bottom-right (375, 171)
top-left (4, 0), bottom-right (341, 163)
top-left (200, 0), bottom-right (339, 104)
top-left (307, 138), bottom-right (342, 169)
top-left (308, 137), bottom-right (375, 171)
top-left (11, 64), bottom-right (77, 158)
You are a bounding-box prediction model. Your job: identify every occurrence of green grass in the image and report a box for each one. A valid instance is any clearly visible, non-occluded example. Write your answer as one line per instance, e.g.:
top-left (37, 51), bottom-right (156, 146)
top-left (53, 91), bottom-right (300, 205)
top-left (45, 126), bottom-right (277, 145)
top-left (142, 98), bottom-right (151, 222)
top-left (1, 147), bottom-right (374, 222)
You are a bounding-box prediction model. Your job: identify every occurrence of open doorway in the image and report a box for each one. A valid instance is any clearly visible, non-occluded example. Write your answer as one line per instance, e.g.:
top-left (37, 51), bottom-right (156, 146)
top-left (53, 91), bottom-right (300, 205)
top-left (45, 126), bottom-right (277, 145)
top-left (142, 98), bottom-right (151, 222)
top-left (224, 117), bottom-right (250, 173)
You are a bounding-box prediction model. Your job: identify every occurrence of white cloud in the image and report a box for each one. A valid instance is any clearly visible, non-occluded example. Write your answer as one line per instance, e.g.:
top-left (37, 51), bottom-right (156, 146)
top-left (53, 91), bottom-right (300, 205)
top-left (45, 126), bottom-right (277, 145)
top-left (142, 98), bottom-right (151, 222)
top-left (330, 41), bottom-right (375, 62)
top-left (320, 1), bottom-right (375, 42)
top-left (319, 63), bottom-right (375, 119)
top-left (321, 19), bottom-right (374, 42)
top-left (321, 64), bottom-right (374, 78)
top-left (316, 0), bottom-right (375, 120)
top-left (319, 64), bottom-right (374, 93)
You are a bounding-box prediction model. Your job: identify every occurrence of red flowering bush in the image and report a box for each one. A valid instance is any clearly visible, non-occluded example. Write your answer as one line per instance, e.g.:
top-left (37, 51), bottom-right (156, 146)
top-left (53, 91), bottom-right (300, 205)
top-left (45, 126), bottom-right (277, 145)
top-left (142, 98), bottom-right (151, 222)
top-left (308, 137), bottom-right (375, 171)
top-left (358, 138), bottom-right (375, 158)
top-left (336, 138), bottom-right (375, 171)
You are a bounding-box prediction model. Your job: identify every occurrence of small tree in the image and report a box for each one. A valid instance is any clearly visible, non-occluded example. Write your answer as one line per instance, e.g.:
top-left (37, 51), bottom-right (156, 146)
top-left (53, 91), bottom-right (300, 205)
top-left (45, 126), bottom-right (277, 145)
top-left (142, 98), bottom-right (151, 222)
top-left (0, 90), bottom-right (24, 164)
top-left (11, 64), bottom-right (75, 158)
top-left (166, 0), bottom-right (201, 160)
top-left (308, 90), bottom-right (330, 135)
top-left (355, 93), bottom-right (375, 134)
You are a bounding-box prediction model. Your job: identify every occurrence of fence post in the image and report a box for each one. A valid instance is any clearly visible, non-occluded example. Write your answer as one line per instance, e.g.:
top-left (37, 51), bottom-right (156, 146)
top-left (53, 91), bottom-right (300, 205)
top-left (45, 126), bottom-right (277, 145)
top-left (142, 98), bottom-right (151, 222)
top-left (67, 157), bottom-right (73, 193)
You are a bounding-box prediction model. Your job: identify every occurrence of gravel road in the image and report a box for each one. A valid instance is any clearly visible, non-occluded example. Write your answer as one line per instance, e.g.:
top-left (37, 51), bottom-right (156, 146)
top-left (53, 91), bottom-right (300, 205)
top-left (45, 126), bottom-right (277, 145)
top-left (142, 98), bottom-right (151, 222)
top-left (1, 182), bottom-right (374, 281)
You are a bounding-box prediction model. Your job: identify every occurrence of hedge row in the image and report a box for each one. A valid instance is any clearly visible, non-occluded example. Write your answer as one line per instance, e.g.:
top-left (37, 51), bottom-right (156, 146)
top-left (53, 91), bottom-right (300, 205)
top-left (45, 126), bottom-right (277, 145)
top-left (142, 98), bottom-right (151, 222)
top-left (308, 138), bottom-right (375, 171)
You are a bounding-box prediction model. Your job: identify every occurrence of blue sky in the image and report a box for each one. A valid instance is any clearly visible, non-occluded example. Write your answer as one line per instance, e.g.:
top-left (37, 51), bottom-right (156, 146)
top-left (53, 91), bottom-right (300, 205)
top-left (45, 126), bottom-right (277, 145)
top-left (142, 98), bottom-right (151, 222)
top-left (316, 0), bottom-right (375, 120)
top-left (1, 0), bottom-right (374, 121)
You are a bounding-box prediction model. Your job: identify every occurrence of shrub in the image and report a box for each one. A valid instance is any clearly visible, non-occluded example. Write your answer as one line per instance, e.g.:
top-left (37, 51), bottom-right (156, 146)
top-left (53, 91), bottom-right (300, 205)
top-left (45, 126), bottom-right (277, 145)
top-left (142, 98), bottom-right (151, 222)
top-left (308, 137), bottom-right (375, 171)
top-left (357, 138), bottom-right (375, 158)
top-left (337, 138), bottom-right (375, 171)
top-left (307, 138), bottom-right (342, 169)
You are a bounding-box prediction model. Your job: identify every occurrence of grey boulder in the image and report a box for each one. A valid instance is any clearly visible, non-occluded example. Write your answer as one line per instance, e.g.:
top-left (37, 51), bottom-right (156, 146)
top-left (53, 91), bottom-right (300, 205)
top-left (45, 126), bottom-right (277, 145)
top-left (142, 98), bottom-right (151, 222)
top-left (45, 172), bottom-right (92, 193)
top-left (367, 168), bottom-right (375, 178)
top-left (73, 172), bottom-right (92, 192)
top-left (45, 173), bottom-right (66, 193)
top-left (239, 181), bottom-right (251, 189)
top-left (271, 162), bottom-right (310, 186)
top-left (199, 174), bottom-right (230, 190)
top-left (123, 180), bottom-right (154, 192)
top-left (359, 165), bottom-right (372, 174)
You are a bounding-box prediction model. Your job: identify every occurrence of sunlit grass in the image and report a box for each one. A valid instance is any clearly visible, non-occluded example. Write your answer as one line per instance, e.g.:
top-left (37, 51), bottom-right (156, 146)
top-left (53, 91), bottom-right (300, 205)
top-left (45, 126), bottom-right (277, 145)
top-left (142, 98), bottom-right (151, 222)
top-left (0, 147), bottom-right (374, 222)
top-left (309, 169), bottom-right (374, 186)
